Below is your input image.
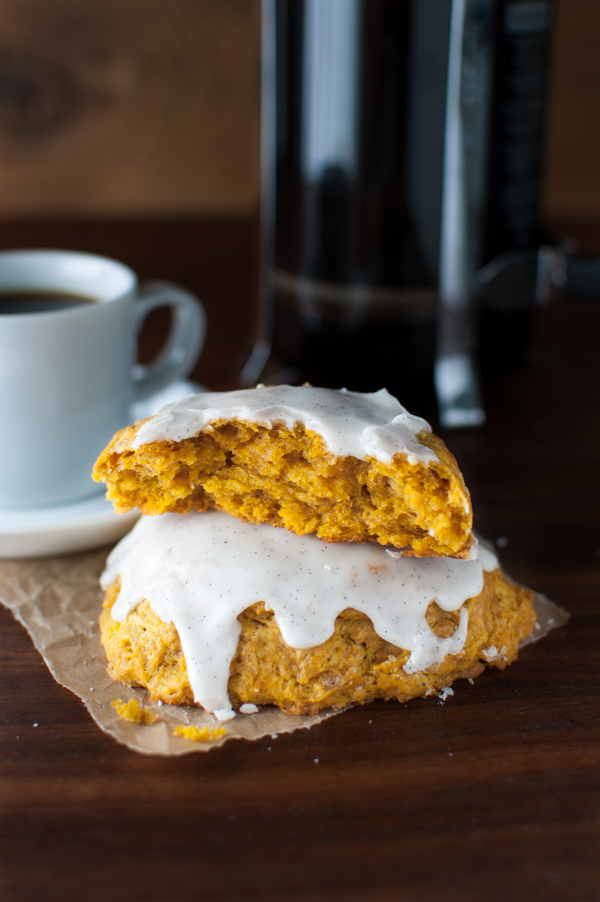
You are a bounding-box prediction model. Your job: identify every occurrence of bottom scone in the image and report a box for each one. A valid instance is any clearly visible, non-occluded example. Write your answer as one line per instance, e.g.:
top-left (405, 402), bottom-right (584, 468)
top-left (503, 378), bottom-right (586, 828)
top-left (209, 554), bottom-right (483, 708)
top-left (99, 511), bottom-right (535, 716)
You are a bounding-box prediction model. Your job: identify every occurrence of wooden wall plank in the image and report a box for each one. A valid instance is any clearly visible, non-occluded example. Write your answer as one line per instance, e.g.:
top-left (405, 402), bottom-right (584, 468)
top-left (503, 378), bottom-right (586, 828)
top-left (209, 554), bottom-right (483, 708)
top-left (544, 0), bottom-right (600, 222)
top-left (0, 0), bottom-right (260, 216)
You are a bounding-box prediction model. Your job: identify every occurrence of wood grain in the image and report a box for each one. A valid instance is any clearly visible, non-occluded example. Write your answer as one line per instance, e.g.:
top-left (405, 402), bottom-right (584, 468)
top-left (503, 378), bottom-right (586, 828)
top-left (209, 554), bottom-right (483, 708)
top-left (0, 218), bottom-right (599, 901)
top-left (544, 0), bottom-right (600, 221)
top-left (0, 0), bottom-right (260, 216)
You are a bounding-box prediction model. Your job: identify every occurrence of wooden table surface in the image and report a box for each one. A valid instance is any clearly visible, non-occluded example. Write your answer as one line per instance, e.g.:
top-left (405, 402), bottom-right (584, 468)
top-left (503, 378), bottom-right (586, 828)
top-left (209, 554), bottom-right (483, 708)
top-left (0, 219), bottom-right (599, 902)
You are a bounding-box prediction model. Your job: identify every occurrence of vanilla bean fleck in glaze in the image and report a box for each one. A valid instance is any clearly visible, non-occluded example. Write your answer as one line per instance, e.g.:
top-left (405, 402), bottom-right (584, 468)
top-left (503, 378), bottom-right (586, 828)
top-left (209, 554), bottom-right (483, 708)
top-left (101, 511), bottom-right (497, 719)
top-left (131, 385), bottom-right (436, 466)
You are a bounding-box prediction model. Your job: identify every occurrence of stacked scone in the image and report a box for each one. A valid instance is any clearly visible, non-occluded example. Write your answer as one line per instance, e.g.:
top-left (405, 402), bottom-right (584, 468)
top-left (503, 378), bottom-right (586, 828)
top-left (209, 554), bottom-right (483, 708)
top-left (93, 385), bottom-right (535, 720)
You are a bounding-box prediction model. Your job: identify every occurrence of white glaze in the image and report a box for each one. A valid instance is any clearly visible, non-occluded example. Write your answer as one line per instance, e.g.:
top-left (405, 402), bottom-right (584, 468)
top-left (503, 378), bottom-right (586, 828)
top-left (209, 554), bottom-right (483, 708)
top-left (101, 511), bottom-right (497, 717)
top-left (131, 385), bottom-right (436, 466)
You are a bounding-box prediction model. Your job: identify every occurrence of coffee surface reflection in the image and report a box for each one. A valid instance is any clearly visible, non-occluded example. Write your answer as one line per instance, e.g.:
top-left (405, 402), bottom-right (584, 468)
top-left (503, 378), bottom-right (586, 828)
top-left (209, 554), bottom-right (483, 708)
top-left (0, 291), bottom-right (97, 315)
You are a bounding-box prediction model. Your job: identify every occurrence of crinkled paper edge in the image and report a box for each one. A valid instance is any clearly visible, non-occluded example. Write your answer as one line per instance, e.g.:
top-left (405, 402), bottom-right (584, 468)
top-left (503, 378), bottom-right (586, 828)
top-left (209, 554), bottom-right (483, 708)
top-left (0, 548), bottom-right (339, 755)
top-left (0, 547), bottom-right (568, 756)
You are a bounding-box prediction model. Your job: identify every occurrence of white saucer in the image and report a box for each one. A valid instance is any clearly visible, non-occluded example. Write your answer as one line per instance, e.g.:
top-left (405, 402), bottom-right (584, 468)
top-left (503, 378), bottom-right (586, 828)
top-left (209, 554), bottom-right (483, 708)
top-left (0, 494), bottom-right (140, 559)
top-left (0, 380), bottom-right (203, 559)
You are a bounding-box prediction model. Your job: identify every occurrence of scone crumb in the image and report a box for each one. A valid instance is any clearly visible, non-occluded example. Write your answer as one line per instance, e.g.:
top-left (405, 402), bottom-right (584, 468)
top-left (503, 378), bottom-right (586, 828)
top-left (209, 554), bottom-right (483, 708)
top-left (438, 686), bottom-right (454, 702)
top-left (481, 645), bottom-right (498, 661)
top-left (112, 698), bottom-right (157, 724)
top-left (174, 724), bottom-right (227, 742)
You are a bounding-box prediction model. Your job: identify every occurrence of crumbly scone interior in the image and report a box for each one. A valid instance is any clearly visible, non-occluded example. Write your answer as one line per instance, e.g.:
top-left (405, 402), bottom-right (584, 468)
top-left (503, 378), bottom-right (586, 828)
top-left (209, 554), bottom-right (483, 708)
top-left (100, 569), bottom-right (535, 715)
top-left (94, 419), bottom-right (472, 557)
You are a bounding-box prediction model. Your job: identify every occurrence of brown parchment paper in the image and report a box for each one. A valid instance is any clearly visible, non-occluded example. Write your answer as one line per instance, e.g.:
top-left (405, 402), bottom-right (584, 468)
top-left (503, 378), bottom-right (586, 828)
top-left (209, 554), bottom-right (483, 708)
top-left (0, 549), bottom-right (339, 755)
top-left (0, 549), bottom-right (568, 757)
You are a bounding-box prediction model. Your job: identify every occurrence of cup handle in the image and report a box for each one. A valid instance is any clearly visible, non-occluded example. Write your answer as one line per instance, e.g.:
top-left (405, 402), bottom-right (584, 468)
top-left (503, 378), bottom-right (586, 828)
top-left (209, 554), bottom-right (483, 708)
top-left (132, 281), bottom-right (206, 402)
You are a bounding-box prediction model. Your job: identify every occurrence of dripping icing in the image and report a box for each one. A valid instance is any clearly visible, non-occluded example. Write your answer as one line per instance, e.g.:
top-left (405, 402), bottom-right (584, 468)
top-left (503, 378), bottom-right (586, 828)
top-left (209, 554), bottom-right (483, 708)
top-left (101, 511), bottom-right (498, 717)
top-left (130, 385), bottom-right (437, 466)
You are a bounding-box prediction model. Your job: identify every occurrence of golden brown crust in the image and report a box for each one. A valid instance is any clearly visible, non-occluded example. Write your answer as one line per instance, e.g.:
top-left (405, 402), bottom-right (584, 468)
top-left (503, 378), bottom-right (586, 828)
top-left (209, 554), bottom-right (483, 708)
top-left (93, 415), bottom-right (473, 558)
top-left (100, 569), bottom-right (535, 715)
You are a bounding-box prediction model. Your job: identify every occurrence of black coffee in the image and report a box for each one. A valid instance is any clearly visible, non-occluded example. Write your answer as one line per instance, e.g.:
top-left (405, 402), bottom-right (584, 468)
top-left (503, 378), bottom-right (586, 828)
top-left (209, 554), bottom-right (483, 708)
top-left (0, 290), bottom-right (98, 314)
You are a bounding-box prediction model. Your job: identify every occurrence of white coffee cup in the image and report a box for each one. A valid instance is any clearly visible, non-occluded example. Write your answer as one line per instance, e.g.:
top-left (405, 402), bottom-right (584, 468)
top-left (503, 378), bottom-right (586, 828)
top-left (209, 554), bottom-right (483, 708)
top-left (0, 249), bottom-right (206, 510)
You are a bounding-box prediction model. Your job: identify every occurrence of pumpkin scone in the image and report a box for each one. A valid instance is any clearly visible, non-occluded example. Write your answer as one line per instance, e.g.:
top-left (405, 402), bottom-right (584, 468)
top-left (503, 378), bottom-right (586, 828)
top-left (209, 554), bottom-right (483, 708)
top-left (99, 511), bottom-right (535, 719)
top-left (93, 385), bottom-right (474, 559)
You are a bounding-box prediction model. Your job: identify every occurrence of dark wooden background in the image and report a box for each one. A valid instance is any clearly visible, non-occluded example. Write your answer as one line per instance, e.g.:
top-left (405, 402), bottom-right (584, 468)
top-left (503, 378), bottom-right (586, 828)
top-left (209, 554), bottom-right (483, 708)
top-left (0, 0), bottom-right (595, 224)
top-left (0, 0), bottom-right (595, 220)
top-left (0, 0), bottom-right (260, 217)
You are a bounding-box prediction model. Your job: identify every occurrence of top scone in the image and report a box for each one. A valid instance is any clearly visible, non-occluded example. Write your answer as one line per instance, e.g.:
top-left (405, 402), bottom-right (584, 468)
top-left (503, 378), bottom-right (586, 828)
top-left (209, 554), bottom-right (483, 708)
top-left (93, 385), bottom-right (474, 558)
